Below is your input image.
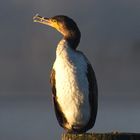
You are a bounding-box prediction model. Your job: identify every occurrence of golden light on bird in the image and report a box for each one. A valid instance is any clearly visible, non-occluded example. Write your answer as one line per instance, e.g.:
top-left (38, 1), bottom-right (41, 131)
top-left (33, 14), bottom-right (98, 133)
top-left (33, 14), bottom-right (63, 33)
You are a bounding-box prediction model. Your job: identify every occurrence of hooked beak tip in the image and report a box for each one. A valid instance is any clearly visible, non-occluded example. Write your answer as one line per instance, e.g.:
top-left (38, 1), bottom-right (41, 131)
top-left (33, 13), bottom-right (49, 24)
top-left (33, 13), bottom-right (39, 22)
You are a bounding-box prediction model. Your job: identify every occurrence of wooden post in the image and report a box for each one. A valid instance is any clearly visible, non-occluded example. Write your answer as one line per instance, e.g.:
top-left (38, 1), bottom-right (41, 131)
top-left (62, 132), bottom-right (140, 140)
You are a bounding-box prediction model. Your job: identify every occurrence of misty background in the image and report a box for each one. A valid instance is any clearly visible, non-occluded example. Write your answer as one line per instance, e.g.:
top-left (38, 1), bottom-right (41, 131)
top-left (0, 0), bottom-right (140, 140)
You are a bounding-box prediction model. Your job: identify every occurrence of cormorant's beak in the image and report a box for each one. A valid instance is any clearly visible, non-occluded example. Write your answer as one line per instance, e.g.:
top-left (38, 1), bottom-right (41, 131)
top-left (33, 14), bottom-right (52, 26)
top-left (33, 14), bottom-right (62, 35)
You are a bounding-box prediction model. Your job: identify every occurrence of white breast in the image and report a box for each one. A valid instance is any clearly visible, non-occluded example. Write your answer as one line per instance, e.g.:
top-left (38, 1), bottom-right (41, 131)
top-left (53, 40), bottom-right (90, 129)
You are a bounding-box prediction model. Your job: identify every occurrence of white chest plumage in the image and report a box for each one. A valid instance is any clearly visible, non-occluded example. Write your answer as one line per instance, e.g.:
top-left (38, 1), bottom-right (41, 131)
top-left (53, 40), bottom-right (90, 129)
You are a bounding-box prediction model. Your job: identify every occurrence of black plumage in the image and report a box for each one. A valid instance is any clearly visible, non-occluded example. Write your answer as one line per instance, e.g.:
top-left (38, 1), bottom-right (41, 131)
top-left (33, 14), bottom-right (98, 133)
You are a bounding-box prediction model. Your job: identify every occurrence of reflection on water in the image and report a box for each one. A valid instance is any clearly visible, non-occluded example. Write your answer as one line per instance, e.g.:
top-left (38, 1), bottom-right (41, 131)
top-left (0, 95), bottom-right (140, 140)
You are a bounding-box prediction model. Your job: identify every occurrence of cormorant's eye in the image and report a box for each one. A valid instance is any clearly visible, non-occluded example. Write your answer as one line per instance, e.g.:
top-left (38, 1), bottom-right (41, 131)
top-left (52, 19), bottom-right (57, 23)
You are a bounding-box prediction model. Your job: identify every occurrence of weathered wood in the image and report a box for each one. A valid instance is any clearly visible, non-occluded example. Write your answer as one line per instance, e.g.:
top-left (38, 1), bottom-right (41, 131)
top-left (62, 132), bottom-right (140, 140)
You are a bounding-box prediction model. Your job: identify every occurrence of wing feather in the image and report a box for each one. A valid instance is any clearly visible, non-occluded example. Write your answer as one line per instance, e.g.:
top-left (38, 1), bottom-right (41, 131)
top-left (50, 69), bottom-right (67, 128)
top-left (85, 63), bottom-right (98, 130)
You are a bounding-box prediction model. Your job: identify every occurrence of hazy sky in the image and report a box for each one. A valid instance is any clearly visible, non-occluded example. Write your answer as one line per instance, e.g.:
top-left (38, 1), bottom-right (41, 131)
top-left (0, 1), bottom-right (140, 139)
top-left (0, 0), bottom-right (140, 97)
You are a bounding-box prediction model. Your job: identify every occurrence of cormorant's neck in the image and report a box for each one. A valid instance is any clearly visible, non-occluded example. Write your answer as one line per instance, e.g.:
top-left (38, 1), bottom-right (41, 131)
top-left (64, 30), bottom-right (81, 50)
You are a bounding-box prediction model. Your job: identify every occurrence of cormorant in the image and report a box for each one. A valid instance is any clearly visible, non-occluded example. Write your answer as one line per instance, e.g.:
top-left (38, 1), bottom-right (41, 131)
top-left (33, 14), bottom-right (98, 133)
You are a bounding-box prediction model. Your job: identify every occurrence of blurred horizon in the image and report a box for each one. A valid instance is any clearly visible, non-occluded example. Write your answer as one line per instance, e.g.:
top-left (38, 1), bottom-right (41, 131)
top-left (0, 0), bottom-right (140, 139)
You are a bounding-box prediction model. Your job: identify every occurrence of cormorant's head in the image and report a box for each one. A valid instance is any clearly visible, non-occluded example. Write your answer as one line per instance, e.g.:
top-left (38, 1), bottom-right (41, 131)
top-left (33, 14), bottom-right (81, 49)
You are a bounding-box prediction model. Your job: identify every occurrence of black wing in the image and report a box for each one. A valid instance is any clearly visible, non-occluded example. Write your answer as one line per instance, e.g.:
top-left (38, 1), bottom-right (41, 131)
top-left (50, 69), bottom-right (67, 128)
top-left (85, 63), bottom-right (98, 131)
